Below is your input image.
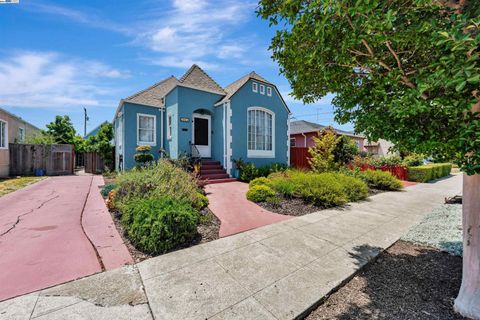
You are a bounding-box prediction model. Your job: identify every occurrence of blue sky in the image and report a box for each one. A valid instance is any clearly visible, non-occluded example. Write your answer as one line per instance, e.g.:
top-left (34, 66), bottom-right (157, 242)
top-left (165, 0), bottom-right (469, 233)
top-left (0, 0), bottom-right (351, 135)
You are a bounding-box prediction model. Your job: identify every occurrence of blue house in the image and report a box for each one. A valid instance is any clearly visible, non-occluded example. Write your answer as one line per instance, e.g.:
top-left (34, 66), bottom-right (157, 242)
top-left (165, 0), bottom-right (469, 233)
top-left (113, 65), bottom-right (291, 181)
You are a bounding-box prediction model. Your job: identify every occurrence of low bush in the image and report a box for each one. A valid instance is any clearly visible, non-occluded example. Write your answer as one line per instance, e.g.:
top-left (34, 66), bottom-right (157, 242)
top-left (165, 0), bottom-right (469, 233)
top-left (402, 154), bottom-right (424, 167)
top-left (192, 192), bottom-right (209, 210)
top-left (270, 177), bottom-right (297, 198)
top-left (249, 177), bottom-right (273, 188)
top-left (334, 174), bottom-right (369, 201)
top-left (114, 161), bottom-right (202, 209)
top-left (121, 197), bottom-right (198, 254)
top-left (361, 170), bottom-right (403, 190)
top-left (246, 185), bottom-right (276, 202)
top-left (100, 183), bottom-right (117, 197)
top-left (408, 163), bottom-right (452, 182)
top-left (369, 155), bottom-right (403, 167)
top-left (297, 173), bottom-right (348, 207)
top-left (234, 159), bottom-right (288, 182)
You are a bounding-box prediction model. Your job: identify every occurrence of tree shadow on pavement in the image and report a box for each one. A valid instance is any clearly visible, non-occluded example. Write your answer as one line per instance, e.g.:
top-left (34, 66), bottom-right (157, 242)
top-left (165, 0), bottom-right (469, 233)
top-left (307, 241), bottom-right (465, 320)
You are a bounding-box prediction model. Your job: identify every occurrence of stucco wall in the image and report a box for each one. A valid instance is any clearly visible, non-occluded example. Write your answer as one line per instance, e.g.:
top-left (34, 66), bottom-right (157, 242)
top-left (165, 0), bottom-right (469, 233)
top-left (122, 102), bottom-right (164, 169)
top-left (229, 79), bottom-right (289, 175)
top-left (0, 109), bottom-right (40, 177)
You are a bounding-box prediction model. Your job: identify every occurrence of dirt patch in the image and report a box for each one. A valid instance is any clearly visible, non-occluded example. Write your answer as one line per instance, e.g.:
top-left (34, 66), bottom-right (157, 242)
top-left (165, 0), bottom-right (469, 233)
top-left (109, 207), bottom-right (219, 263)
top-left (306, 240), bottom-right (465, 320)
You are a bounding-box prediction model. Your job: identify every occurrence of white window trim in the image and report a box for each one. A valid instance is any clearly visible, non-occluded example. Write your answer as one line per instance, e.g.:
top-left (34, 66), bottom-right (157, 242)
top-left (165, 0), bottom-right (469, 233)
top-left (137, 113), bottom-right (156, 146)
top-left (0, 119), bottom-right (7, 150)
top-left (252, 82), bottom-right (258, 93)
top-left (267, 87), bottom-right (272, 96)
top-left (247, 107), bottom-right (275, 158)
top-left (167, 113), bottom-right (173, 140)
top-left (259, 84), bottom-right (265, 95)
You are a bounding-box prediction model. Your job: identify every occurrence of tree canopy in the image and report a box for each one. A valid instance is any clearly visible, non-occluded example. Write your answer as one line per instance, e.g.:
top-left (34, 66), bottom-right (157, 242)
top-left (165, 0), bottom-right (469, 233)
top-left (46, 115), bottom-right (76, 145)
top-left (258, 0), bottom-right (480, 174)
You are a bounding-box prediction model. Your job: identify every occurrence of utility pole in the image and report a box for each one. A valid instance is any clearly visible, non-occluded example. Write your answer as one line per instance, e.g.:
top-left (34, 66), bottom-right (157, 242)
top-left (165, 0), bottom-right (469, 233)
top-left (83, 107), bottom-right (89, 137)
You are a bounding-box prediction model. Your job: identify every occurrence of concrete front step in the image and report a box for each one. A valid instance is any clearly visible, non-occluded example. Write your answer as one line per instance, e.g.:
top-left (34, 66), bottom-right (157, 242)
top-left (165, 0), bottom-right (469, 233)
top-left (200, 160), bottom-right (221, 166)
top-left (200, 169), bottom-right (227, 175)
top-left (205, 178), bottom-right (237, 184)
top-left (200, 173), bottom-right (230, 180)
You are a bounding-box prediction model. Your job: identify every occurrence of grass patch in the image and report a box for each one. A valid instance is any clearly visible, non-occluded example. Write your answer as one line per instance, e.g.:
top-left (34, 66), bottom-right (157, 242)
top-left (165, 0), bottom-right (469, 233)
top-left (0, 176), bottom-right (46, 197)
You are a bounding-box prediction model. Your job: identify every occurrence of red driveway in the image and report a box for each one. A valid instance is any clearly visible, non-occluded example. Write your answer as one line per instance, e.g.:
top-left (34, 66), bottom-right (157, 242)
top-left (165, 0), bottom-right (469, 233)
top-left (205, 181), bottom-right (291, 237)
top-left (0, 175), bottom-right (132, 301)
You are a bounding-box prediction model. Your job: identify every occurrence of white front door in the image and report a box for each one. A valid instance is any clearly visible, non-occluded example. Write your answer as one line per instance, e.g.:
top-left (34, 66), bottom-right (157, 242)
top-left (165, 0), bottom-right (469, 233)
top-left (192, 113), bottom-right (211, 158)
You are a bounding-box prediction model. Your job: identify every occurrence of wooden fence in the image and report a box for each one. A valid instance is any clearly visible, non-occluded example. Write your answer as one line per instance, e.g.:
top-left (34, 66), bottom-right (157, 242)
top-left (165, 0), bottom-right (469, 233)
top-left (355, 164), bottom-right (409, 181)
top-left (84, 152), bottom-right (105, 174)
top-left (290, 147), bottom-right (311, 169)
top-left (9, 144), bottom-right (74, 176)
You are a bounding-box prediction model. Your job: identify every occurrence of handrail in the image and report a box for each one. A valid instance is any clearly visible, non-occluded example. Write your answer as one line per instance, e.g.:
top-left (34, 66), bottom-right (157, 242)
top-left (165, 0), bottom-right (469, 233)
top-left (189, 141), bottom-right (201, 159)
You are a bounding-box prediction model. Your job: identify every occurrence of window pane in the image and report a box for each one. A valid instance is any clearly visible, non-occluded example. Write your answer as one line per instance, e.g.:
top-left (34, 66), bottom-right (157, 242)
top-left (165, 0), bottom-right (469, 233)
top-left (139, 116), bottom-right (153, 129)
top-left (266, 113), bottom-right (272, 150)
top-left (248, 110), bottom-right (254, 150)
top-left (139, 129), bottom-right (154, 142)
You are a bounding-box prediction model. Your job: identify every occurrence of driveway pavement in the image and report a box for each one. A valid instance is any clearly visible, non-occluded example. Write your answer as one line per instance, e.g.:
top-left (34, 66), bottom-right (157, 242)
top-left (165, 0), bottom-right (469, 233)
top-left (0, 174), bottom-right (462, 320)
top-left (0, 175), bottom-right (132, 302)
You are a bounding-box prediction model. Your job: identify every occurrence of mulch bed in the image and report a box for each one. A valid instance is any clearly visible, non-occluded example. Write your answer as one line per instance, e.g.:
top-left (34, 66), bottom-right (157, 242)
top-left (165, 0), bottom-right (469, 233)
top-left (306, 240), bottom-right (465, 320)
top-left (109, 207), bottom-right (220, 263)
top-left (258, 198), bottom-right (322, 216)
top-left (258, 189), bottom-right (385, 217)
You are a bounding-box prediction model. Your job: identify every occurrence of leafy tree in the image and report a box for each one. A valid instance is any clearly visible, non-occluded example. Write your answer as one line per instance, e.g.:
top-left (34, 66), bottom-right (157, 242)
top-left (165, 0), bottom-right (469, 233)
top-left (258, 0), bottom-right (480, 317)
top-left (85, 123), bottom-right (114, 168)
top-left (73, 135), bottom-right (87, 154)
top-left (46, 115), bottom-right (76, 144)
top-left (308, 128), bottom-right (337, 173)
top-left (333, 135), bottom-right (359, 166)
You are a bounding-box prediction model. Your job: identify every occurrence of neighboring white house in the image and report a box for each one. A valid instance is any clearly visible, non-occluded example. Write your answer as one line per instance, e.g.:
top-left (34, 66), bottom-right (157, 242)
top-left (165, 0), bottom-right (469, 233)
top-left (364, 139), bottom-right (397, 156)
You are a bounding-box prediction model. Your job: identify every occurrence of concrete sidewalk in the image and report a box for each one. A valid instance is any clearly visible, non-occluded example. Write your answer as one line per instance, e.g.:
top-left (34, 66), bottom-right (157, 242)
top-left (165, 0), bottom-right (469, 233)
top-left (0, 174), bottom-right (462, 320)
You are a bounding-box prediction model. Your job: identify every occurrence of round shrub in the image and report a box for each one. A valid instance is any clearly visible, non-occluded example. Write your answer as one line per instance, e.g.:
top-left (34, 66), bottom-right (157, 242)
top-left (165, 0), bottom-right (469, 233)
top-left (249, 177), bottom-right (273, 188)
top-left (100, 183), bottom-right (117, 197)
top-left (361, 170), bottom-right (403, 190)
top-left (332, 173), bottom-right (368, 201)
top-left (121, 197), bottom-right (199, 254)
top-left (247, 185), bottom-right (276, 202)
top-left (134, 153), bottom-right (154, 163)
top-left (297, 173), bottom-right (348, 207)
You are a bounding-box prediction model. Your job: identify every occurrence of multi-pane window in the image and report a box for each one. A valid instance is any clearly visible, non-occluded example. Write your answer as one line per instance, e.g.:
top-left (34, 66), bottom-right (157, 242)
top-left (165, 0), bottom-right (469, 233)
top-left (137, 114), bottom-right (156, 145)
top-left (0, 120), bottom-right (6, 149)
top-left (252, 82), bottom-right (258, 93)
top-left (267, 87), bottom-right (272, 96)
top-left (247, 108), bottom-right (274, 157)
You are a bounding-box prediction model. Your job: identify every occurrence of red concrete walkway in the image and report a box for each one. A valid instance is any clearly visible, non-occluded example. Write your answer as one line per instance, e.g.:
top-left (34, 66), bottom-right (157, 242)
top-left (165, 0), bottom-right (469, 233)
top-left (0, 175), bottom-right (132, 301)
top-left (205, 181), bottom-right (291, 237)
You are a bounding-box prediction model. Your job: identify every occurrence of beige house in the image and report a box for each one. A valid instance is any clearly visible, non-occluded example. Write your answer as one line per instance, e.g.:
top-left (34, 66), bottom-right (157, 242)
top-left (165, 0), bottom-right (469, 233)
top-left (0, 108), bottom-right (41, 177)
top-left (364, 139), bottom-right (396, 156)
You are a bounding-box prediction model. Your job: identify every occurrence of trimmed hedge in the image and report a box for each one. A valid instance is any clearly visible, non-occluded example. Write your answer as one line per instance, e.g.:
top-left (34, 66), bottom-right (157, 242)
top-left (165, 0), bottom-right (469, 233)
top-left (408, 163), bottom-right (452, 182)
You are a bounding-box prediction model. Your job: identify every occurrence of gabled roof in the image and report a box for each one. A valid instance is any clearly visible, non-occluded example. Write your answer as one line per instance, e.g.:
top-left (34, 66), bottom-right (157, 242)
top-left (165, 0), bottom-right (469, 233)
top-left (179, 65), bottom-right (225, 95)
top-left (125, 76), bottom-right (179, 108)
top-left (216, 71), bottom-right (272, 105)
top-left (0, 107), bottom-right (42, 131)
top-left (290, 120), bottom-right (364, 138)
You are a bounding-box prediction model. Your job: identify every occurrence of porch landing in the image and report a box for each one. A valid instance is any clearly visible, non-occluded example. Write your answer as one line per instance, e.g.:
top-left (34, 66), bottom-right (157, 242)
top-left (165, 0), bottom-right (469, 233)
top-left (205, 181), bottom-right (291, 237)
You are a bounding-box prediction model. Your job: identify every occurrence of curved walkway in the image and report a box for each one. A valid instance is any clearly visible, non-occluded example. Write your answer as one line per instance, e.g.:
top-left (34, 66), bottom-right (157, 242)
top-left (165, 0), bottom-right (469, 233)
top-left (0, 175), bottom-right (132, 302)
top-left (205, 181), bottom-right (291, 237)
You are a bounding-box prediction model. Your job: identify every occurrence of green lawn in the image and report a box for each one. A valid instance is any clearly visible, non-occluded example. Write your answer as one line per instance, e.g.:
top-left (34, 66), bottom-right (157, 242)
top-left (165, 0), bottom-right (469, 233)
top-left (0, 177), bottom-right (46, 197)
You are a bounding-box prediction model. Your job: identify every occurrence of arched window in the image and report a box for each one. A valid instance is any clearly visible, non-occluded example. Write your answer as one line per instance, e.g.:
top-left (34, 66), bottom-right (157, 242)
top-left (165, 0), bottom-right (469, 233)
top-left (247, 107), bottom-right (275, 157)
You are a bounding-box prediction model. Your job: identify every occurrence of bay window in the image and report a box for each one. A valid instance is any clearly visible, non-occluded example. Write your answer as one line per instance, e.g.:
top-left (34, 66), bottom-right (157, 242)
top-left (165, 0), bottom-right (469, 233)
top-left (247, 107), bottom-right (274, 157)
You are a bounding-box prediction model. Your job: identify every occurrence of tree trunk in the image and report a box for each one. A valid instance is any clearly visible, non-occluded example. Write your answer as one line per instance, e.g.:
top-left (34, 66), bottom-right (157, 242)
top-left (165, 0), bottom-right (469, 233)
top-left (454, 173), bottom-right (480, 319)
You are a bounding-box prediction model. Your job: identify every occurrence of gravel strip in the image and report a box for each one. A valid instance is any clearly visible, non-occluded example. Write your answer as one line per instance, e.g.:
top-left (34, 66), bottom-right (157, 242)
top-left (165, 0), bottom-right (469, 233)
top-left (402, 204), bottom-right (463, 256)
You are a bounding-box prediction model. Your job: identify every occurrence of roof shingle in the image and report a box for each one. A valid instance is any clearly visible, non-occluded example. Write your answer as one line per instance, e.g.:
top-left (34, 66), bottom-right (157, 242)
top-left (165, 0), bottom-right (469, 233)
top-left (179, 65), bottom-right (225, 95)
top-left (125, 76), bottom-right (179, 108)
